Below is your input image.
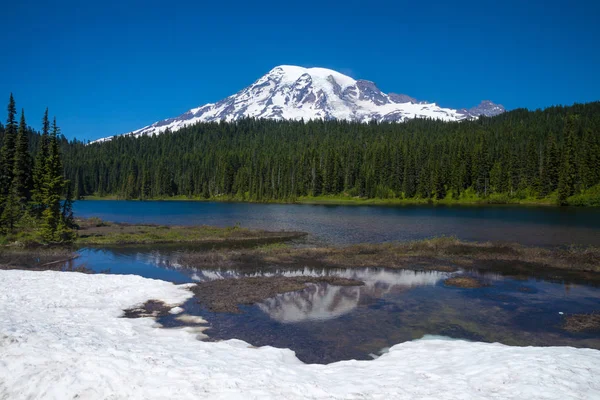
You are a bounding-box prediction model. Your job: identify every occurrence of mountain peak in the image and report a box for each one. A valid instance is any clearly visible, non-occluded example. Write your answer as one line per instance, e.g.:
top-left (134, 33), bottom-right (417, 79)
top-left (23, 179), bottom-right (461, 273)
top-left (92, 66), bottom-right (505, 143)
top-left (459, 100), bottom-right (506, 118)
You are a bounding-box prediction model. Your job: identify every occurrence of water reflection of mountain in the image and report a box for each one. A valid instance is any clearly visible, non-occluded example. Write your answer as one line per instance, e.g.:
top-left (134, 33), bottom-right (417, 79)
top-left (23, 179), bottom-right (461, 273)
top-left (259, 284), bottom-right (360, 323)
top-left (253, 268), bottom-right (450, 323)
top-left (96, 248), bottom-right (452, 323)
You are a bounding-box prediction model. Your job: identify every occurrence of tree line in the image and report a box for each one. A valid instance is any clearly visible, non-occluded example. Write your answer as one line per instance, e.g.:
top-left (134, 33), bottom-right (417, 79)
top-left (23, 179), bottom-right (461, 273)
top-left (0, 94), bottom-right (75, 243)
top-left (4, 98), bottom-right (600, 208)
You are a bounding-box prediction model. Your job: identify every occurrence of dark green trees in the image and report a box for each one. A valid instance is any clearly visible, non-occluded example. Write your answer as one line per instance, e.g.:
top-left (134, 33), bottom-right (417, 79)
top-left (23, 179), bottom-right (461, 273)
top-left (0, 96), bottom-right (75, 242)
top-left (557, 115), bottom-right (578, 205)
top-left (12, 110), bottom-right (33, 204)
top-left (40, 118), bottom-right (74, 242)
top-left (0, 110), bottom-right (32, 230)
top-left (32, 108), bottom-right (50, 216)
top-left (0, 94), bottom-right (17, 214)
top-left (6, 99), bottom-right (598, 209)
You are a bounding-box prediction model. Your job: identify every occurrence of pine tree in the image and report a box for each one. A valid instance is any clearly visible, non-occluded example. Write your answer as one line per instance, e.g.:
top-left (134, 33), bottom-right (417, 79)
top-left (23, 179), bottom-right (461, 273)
top-left (542, 135), bottom-right (559, 196)
top-left (41, 118), bottom-right (67, 242)
top-left (32, 108), bottom-right (50, 216)
top-left (0, 94), bottom-right (18, 216)
top-left (61, 180), bottom-right (76, 230)
top-left (0, 184), bottom-right (20, 232)
top-left (557, 115), bottom-right (578, 205)
top-left (12, 110), bottom-right (33, 204)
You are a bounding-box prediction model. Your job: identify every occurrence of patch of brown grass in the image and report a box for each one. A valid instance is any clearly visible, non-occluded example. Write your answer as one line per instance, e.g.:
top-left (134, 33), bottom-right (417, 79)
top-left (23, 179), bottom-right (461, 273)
top-left (75, 218), bottom-right (306, 246)
top-left (562, 312), bottom-right (600, 333)
top-left (0, 248), bottom-right (80, 271)
top-left (444, 276), bottom-right (486, 288)
top-left (177, 237), bottom-right (600, 278)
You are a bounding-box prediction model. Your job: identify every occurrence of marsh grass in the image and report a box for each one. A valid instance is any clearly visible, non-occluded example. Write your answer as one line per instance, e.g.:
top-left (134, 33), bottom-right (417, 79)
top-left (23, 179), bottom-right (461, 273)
top-left (178, 236), bottom-right (600, 277)
top-left (0, 247), bottom-right (82, 271)
top-left (444, 276), bottom-right (487, 288)
top-left (75, 218), bottom-right (306, 245)
top-left (562, 312), bottom-right (600, 333)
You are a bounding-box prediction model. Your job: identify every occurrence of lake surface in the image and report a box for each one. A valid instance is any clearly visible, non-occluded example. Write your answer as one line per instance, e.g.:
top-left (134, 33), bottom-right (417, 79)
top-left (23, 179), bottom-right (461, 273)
top-left (68, 201), bottom-right (600, 363)
top-left (74, 200), bottom-right (600, 246)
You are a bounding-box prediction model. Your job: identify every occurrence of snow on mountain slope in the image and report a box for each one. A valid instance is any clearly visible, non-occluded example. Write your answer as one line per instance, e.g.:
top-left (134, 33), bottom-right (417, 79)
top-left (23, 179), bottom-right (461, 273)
top-left (93, 65), bottom-right (505, 143)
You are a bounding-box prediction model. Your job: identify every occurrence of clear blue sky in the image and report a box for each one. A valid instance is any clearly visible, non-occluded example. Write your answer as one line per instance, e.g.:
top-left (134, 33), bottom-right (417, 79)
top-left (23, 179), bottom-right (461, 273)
top-left (1, 0), bottom-right (599, 141)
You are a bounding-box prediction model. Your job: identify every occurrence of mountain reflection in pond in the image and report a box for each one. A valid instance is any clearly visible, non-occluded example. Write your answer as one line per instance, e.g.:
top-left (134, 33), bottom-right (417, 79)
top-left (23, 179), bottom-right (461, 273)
top-left (255, 269), bottom-right (448, 323)
top-left (73, 247), bottom-right (600, 364)
top-left (259, 284), bottom-right (361, 323)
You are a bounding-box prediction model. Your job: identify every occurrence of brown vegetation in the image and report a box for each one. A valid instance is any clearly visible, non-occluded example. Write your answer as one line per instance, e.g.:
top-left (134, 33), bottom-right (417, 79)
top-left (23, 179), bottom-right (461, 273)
top-left (191, 276), bottom-right (364, 313)
top-left (0, 247), bottom-right (83, 271)
top-left (562, 312), bottom-right (600, 333)
top-left (75, 218), bottom-right (306, 246)
top-left (177, 237), bottom-right (600, 277)
top-left (122, 300), bottom-right (174, 318)
top-left (444, 276), bottom-right (486, 288)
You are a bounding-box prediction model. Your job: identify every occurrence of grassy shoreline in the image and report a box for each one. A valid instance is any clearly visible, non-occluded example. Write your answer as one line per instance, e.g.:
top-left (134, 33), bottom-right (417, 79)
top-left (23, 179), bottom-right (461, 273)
top-left (82, 194), bottom-right (564, 207)
top-left (82, 189), bottom-right (600, 207)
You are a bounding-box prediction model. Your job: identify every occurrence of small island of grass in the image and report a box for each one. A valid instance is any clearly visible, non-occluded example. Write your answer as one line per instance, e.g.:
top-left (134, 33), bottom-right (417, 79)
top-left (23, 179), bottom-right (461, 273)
top-left (75, 217), bottom-right (306, 246)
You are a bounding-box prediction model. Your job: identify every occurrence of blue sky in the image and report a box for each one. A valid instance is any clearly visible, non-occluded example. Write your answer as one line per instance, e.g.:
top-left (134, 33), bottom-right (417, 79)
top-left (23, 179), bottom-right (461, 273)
top-left (1, 0), bottom-right (599, 141)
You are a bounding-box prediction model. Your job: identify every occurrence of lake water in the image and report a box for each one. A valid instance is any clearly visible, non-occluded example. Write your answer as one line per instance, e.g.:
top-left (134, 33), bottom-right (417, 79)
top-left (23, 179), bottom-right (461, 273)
top-left (68, 201), bottom-right (600, 363)
top-left (74, 200), bottom-right (600, 246)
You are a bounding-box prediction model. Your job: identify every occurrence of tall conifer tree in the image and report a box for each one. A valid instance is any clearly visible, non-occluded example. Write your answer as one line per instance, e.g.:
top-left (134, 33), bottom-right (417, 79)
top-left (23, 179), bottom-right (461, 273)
top-left (557, 115), bottom-right (578, 205)
top-left (32, 108), bottom-right (50, 216)
top-left (12, 110), bottom-right (33, 204)
top-left (0, 94), bottom-right (17, 210)
top-left (41, 118), bottom-right (66, 242)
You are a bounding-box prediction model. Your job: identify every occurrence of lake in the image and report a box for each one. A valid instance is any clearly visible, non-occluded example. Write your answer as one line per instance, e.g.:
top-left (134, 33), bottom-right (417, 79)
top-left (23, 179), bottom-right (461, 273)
top-left (74, 200), bottom-right (600, 246)
top-left (68, 200), bottom-right (600, 363)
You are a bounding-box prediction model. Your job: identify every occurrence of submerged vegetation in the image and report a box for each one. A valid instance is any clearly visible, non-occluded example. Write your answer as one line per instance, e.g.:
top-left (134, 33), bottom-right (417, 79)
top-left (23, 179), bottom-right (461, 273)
top-left (177, 237), bottom-right (600, 274)
top-left (54, 101), bottom-right (600, 206)
top-left (444, 276), bottom-right (487, 288)
top-left (563, 313), bottom-right (600, 333)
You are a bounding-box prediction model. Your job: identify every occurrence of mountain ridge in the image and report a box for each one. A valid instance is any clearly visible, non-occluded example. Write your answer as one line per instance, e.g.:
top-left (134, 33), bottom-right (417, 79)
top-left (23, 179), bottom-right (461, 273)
top-left (93, 65), bottom-right (505, 143)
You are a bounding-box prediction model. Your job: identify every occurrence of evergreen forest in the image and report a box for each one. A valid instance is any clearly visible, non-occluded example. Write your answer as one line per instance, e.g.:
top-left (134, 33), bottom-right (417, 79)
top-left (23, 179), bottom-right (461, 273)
top-left (2, 97), bottom-right (600, 208)
top-left (0, 95), bottom-right (75, 243)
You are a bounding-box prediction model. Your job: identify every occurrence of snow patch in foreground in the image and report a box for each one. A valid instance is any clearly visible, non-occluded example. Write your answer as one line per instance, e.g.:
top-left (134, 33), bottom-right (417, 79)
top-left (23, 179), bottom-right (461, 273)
top-left (0, 270), bottom-right (599, 399)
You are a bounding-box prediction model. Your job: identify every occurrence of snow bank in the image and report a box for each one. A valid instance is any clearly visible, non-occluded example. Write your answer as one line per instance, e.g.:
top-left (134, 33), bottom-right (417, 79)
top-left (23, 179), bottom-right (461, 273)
top-left (1, 270), bottom-right (599, 399)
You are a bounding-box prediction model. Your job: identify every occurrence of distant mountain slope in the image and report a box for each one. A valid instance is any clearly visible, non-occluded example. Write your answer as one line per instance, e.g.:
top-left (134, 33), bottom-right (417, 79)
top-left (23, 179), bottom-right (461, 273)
top-left (94, 65), bottom-right (504, 142)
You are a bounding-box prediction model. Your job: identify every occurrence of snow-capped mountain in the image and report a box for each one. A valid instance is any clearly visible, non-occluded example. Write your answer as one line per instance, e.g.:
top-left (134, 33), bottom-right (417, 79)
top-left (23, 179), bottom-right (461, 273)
top-left (93, 65), bottom-right (504, 142)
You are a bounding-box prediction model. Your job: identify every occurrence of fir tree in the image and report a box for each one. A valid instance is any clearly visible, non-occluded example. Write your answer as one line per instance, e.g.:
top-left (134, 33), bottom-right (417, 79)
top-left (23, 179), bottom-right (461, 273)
top-left (542, 135), bottom-right (559, 196)
top-left (41, 118), bottom-right (66, 242)
top-left (0, 94), bottom-right (18, 215)
top-left (11, 110), bottom-right (33, 204)
top-left (61, 180), bottom-right (76, 230)
top-left (557, 115), bottom-right (578, 205)
top-left (32, 108), bottom-right (50, 216)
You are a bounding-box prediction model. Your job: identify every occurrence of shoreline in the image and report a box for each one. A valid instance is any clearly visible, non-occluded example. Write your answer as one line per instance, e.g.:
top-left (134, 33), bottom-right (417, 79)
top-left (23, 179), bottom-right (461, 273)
top-left (81, 195), bottom-right (574, 207)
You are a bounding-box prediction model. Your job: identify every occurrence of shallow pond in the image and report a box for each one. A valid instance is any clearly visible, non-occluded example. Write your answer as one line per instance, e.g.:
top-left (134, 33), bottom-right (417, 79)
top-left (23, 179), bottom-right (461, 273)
top-left (70, 246), bottom-right (600, 364)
